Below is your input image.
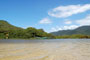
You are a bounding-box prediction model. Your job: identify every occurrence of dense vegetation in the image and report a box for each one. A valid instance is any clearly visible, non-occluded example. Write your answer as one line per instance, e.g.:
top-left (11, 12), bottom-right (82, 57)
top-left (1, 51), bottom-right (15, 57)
top-left (55, 34), bottom-right (90, 39)
top-left (51, 26), bottom-right (90, 39)
top-left (0, 20), bottom-right (90, 39)
top-left (0, 20), bottom-right (54, 39)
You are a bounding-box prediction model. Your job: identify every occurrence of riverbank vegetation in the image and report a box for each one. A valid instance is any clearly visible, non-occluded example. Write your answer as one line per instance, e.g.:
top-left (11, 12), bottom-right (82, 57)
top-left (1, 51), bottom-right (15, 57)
top-left (55, 34), bottom-right (90, 39)
top-left (0, 20), bottom-right (54, 39)
top-left (0, 20), bottom-right (90, 39)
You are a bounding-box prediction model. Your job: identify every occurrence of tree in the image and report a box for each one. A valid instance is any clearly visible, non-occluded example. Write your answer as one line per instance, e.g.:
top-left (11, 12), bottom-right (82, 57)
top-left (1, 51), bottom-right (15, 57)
top-left (25, 27), bottom-right (38, 38)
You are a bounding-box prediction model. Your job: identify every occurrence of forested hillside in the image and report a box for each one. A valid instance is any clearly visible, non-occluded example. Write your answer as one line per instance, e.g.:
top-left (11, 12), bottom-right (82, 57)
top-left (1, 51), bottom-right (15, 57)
top-left (51, 26), bottom-right (90, 36)
top-left (0, 20), bottom-right (54, 39)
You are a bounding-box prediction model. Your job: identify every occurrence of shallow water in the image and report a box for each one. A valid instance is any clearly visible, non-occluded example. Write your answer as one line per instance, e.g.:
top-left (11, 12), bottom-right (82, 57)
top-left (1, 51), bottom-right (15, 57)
top-left (0, 39), bottom-right (90, 60)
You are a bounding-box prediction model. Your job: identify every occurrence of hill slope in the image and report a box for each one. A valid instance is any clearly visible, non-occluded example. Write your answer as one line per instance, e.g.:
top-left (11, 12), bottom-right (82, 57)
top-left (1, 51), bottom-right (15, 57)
top-left (51, 26), bottom-right (90, 36)
top-left (0, 20), bottom-right (23, 33)
top-left (0, 20), bottom-right (54, 39)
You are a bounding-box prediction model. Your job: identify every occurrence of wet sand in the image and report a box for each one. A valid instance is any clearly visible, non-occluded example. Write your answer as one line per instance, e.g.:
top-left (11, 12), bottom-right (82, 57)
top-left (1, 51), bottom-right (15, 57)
top-left (0, 39), bottom-right (90, 60)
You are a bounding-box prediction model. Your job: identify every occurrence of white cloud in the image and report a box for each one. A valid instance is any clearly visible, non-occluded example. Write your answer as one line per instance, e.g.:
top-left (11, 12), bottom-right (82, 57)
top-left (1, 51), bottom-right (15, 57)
top-left (64, 20), bottom-right (72, 24)
top-left (39, 18), bottom-right (52, 24)
top-left (48, 4), bottom-right (90, 18)
top-left (50, 26), bottom-right (62, 32)
top-left (49, 14), bottom-right (90, 32)
top-left (63, 25), bottom-right (79, 30)
top-left (76, 15), bottom-right (90, 26)
top-left (50, 25), bottom-right (79, 32)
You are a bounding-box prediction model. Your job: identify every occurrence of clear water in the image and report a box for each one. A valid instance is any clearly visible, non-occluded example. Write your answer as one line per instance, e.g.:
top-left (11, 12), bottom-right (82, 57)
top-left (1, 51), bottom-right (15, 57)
top-left (0, 39), bottom-right (90, 60)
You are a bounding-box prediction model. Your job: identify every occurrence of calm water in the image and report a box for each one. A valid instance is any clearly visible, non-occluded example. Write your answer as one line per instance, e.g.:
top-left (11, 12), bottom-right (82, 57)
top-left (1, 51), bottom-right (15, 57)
top-left (0, 39), bottom-right (90, 60)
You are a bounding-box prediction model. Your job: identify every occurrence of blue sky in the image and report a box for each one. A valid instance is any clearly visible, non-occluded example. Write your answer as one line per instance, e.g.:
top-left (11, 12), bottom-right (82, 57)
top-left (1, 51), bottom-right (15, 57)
top-left (0, 0), bottom-right (90, 32)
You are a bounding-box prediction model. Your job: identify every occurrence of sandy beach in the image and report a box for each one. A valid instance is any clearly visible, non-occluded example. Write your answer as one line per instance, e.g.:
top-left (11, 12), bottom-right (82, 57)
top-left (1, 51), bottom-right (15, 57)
top-left (0, 39), bottom-right (90, 60)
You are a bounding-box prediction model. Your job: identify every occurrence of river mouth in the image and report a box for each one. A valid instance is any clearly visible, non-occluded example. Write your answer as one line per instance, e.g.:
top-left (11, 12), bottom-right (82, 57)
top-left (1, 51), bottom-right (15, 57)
top-left (0, 39), bottom-right (90, 60)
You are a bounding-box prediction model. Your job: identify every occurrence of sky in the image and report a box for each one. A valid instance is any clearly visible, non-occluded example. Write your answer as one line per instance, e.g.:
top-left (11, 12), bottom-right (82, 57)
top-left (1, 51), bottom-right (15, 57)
top-left (0, 0), bottom-right (90, 32)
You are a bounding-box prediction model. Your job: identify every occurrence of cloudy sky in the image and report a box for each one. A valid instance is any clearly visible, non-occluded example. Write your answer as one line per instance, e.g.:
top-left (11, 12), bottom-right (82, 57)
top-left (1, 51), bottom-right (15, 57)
top-left (0, 0), bottom-right (90, 32)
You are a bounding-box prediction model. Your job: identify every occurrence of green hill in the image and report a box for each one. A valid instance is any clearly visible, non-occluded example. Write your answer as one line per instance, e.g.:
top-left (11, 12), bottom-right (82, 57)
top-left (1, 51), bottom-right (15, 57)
top-left (0, 20), bottom-right (23, 33)
top-left (51, 26), bottom-right (90, 36)
top-left (0, 20), bottom-right (53, 39)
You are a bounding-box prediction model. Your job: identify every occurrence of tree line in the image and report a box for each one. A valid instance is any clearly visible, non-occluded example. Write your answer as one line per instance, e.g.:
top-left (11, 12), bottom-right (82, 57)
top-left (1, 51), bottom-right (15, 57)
top-left (55, 34), bottom-right (90, 39)
top-left (0, 20), bottom-right (54, 39)
top-left (0, 20), bottom-right (90, 39)
top-left (0, 27), bottom-right (54, 39)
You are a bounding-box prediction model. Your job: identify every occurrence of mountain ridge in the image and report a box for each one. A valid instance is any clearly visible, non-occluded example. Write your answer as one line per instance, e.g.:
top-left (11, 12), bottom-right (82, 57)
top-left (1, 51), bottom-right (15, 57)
top-left (51, 26), bottom-right (90, 36)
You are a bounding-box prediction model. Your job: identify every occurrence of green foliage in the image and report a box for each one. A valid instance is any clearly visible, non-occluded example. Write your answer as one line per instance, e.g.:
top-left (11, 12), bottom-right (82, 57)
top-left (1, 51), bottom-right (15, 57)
top-left (0, 33), bottom-right (5, 39)
top-left (1, 20), bottom-right (90, 39)
top-left (55, 34), bottom-right (90, 39)
top-left (0, 20), bottom-right (53, 39)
